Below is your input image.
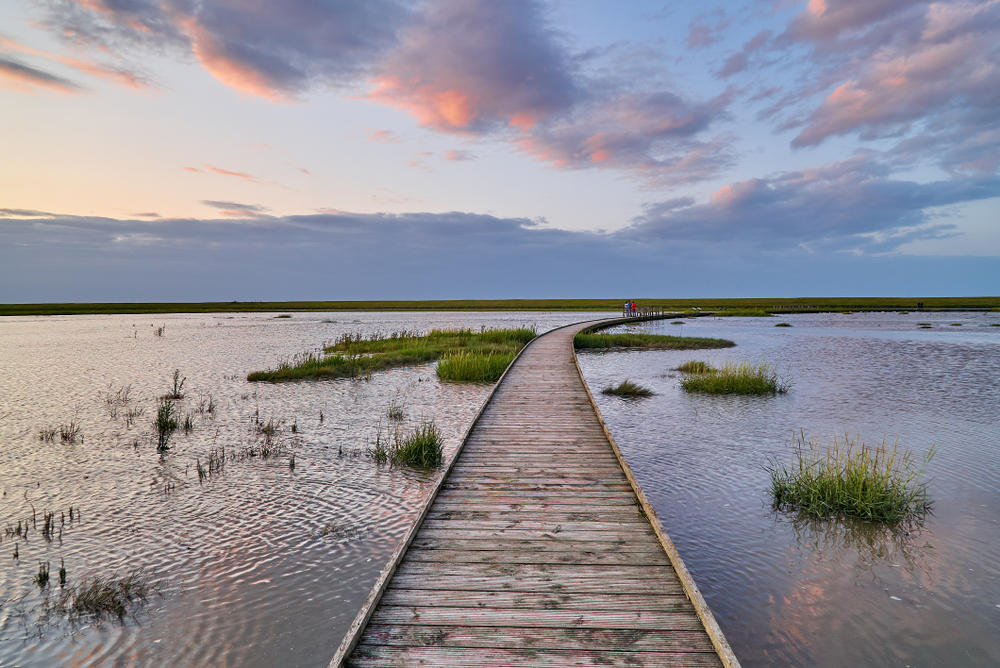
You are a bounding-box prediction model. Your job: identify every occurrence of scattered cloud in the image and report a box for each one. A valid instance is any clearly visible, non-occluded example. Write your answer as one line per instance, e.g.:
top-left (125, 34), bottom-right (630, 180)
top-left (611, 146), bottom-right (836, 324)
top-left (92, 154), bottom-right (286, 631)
top-left (443, 149), bottom-right (474, 162)
top-left (201, 200), bottom-right (270, 218)
top-left (626, 154), bottom-right (1000, 253)
top-left (184, 164), bottom-right (262, 183)
top-left (686, 10), bottom-right (733, 49)
top-left (42, 0), bottom-right (408, 100)
top-left (368, 129), bottom-right (402, 144)
top-left (0, 35), bottom-right (150, 89)
top-left (0, 56), bottom-right (82, 93)
top-left (132, 211), bottom-right (161, 218)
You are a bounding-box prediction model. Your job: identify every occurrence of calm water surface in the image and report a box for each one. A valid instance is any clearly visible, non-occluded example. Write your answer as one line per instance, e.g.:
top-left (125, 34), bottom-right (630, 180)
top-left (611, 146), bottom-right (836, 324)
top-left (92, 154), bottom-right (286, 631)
top-left (0, 311), bottom-right (610, 667)
top-left (578, 311), bottom-right (1000, 667)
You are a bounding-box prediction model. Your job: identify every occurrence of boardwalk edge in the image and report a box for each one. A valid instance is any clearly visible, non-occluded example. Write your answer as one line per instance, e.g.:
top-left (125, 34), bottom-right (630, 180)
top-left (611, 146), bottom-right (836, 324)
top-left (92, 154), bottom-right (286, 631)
top-left (573, 316), bottom-right (743, 668)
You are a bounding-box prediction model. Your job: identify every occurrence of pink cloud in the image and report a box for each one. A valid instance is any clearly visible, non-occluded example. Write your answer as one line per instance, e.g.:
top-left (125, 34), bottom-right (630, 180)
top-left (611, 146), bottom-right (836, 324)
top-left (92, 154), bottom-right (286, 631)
top-left (443, 149), bottom-right (475, 162)
top-left (184, 164), bottom-right (263, 183)
top-left (368, 129), bottom-right (403, 144)
top-left (0, 36), bottom-right (150, 90)
top-left (793, 2), bottom-right (1000, 146)
top-left (368, 0), bottom-right (577, 134)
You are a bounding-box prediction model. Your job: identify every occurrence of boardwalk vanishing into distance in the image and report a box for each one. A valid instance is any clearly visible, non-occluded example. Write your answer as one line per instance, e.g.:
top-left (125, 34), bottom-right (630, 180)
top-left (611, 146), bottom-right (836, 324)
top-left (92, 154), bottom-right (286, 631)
top-left (332, 318), bottom-right (740, 667)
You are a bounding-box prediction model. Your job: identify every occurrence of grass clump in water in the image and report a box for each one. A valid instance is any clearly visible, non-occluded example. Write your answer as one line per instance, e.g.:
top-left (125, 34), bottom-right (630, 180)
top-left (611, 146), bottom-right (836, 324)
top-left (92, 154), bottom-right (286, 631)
top-left (249, 327), bottom-right (535, 382)
top-left (602, 380), bottom-right (654, 398)
top-left (768, 433), bottom-right (934, 524)
top-left (154, 399), bottom-right (178, 451)
top-left (372, 422), bottom-right (444, 468)
top-left (681, 361), bottom-right (789, 395)
top-left (437, 351), bottom-right (515, 383)
top-left (676, 360), bottom-right (714, 374)
top-left (62, 570), bottom-right (154, 621)
top-left (775, 322), bottom-right (792, 327)
top-left (574, 332), bottom-right (734, 350)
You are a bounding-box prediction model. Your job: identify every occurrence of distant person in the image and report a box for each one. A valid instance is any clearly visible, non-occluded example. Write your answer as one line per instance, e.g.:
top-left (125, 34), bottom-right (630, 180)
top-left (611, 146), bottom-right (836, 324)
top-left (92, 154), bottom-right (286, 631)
top-left (624, 300), bottom-right (630, 316)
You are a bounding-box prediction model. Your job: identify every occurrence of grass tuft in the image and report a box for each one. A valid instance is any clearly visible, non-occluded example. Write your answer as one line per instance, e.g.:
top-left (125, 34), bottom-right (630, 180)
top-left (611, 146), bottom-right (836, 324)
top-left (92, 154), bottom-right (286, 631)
top-left (437, 351), bottom-right (515, 383)
top-left (574, 332), bottom-right (734, 350)
top-left (602, 380), bottom-right (654, 398)
top-left (681, 361), bottom-right (789, 395)
top-left (154, 399), bottom-right (178, 451)
top-left (64, 570), bottom-right (153, 620)
top-left (372, 422), bottom-right (444, 468)
top-left (768, 433), bottom-right (934, 524)
top-left (775, 322), bottom-right (792, 327)
top-left (676, 360), bottom-right (714, 374)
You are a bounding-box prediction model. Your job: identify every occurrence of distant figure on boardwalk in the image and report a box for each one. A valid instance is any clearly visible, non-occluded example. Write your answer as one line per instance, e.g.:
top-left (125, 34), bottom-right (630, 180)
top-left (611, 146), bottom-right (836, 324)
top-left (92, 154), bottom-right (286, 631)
top-left (624, 300), bottom-right (630, 316)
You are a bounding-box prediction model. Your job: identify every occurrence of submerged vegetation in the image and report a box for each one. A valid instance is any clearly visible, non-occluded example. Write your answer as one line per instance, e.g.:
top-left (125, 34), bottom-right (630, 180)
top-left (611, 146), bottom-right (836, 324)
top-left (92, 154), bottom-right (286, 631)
top-left (574, 332), bottom-right (734, 350)
top-left (768, 433), bottom-right (934, 524)
top-left (681, 361), bottom-right (789, 395)
top-left (602, 380), bottom-right (654, 398)
top-left (248, 327), bottom-right (535, 382)
top-left (154, 399), bottom-right (178, 451)
top-left (372, 422), bottom-right (444, 468)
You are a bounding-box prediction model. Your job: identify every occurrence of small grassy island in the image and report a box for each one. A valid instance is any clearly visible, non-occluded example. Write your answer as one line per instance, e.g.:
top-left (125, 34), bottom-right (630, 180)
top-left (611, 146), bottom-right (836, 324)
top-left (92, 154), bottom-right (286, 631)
top-left (573, 332), bottom-right (735, 350)
top-left (680, 361), bottom-right (789, 395)
top-left (248, 327), bottom-right (536, 383)
top-left (768, 434), bottom-right (934, 524)
top-left (602, 380), bottom-right (654, 398)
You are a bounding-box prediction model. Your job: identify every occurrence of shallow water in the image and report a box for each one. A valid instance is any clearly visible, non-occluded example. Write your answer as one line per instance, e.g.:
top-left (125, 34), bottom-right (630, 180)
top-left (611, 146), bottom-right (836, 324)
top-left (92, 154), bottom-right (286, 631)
top-left (0, 311), bottom-right (608, 667)
top-left (577, 311), bottom-right (1000, 667)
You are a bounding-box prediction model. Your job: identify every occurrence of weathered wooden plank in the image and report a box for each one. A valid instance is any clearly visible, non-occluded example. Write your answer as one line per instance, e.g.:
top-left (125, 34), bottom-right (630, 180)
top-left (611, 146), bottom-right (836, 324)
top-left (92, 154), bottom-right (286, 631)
top-left (402, 548), bottom-right (667, 566)
top-left (369, 606), bottom-right (704, 630)
top-left (360, 624), bottom-right (717, 652)
top-left (379, 588), bottom-right (687, 611)
top-left (395, 561), bottom-right (677, 581)
top-left (408, 537), bottom-right (664, 553)
top-left (425, 509), bottom-right (644, 522)
top-left (413, 528), bottom-right (657, 543)
top-left (387, 574), bottom-right (680, 594)
top-left (348, 645), bottom-right (722, 667)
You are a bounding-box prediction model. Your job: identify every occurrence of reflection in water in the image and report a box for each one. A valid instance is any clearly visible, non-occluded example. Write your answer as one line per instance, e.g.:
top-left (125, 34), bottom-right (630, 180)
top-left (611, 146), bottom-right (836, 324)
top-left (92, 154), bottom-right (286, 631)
top-left (777, 512), bottom-right (934, 577)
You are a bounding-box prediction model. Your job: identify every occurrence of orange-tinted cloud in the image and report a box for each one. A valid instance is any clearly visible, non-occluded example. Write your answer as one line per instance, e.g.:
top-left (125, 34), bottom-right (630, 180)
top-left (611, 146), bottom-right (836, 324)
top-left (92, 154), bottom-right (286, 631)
top-left (0, 36), bottom-right (150, 90)
top-left (185, 164), bottom-right (262, 183)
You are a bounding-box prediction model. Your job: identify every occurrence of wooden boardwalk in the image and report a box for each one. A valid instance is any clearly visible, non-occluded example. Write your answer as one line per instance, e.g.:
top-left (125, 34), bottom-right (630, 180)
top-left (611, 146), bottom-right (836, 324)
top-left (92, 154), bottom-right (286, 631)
top-left (333, 319), bottom-right (739, 667)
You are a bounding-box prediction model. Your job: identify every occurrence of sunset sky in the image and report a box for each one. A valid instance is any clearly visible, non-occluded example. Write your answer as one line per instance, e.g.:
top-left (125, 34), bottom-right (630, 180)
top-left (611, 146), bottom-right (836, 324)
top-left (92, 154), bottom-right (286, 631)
top-left (2, 0), bottom-right (998, 301)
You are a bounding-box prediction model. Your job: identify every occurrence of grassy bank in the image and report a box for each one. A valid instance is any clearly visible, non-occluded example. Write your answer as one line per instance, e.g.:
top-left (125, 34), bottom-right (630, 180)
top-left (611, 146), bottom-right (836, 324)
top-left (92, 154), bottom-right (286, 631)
top-left (3, 296), bottom-right (996, 316)
top-left (768, 433), bottom-right (933, 524)
top-left (248, 327), bottom-right (534, 382)
top-left (575, 332), bottom-right (735, 350)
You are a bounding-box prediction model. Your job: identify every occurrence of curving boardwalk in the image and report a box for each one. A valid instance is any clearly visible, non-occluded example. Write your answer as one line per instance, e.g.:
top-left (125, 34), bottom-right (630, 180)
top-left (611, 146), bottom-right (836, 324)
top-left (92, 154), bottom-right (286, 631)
top-left (333, 319), bottom-right (738, 667)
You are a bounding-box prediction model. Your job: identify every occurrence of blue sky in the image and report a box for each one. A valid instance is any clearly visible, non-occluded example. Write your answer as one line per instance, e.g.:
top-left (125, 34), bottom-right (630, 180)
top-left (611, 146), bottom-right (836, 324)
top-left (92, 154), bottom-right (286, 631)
top-left (1, 0), bottom-right (997, 301)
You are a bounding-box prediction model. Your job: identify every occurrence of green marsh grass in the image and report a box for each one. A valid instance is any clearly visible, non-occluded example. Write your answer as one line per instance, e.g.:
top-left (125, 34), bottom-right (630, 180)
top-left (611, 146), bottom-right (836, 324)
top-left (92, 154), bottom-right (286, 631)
top-left (775, 322), bottom-right (792, 327)
top-left (602, 380), bottom-right (654, 398)
top-left (437, 351), bottom-right (515, 383)
top-left (574, 332), bottom-right (734, 350)
top-left (249, 327), bottom-right (535, 382)
top-left (768, 433), bottom-right (934, 524)
top-left (715, 309), bottom-right (773, 317)
top-left (681, 361), bottom-right (789, 395)
top-left (372, 422), bottom-right (444, 468)
top-left (676, 360), bottom-right (714, 374)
